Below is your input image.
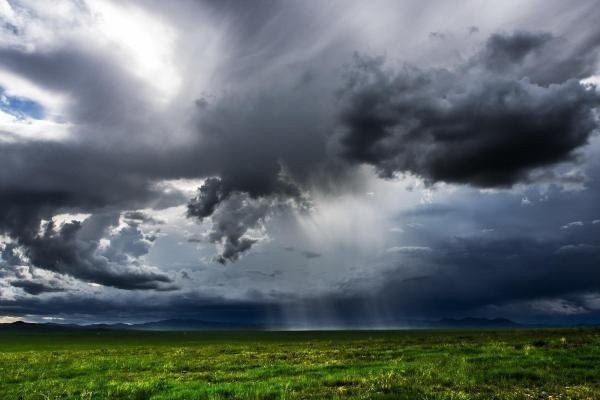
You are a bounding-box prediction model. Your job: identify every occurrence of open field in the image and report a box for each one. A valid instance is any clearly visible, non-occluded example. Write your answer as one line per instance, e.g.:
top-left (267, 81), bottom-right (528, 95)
top-left (1, 328), bottom-right (600, 399)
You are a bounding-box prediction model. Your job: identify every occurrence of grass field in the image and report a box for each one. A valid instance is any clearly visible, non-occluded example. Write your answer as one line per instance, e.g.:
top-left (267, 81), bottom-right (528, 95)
top-left (1, 328), bottom-right (600, 399)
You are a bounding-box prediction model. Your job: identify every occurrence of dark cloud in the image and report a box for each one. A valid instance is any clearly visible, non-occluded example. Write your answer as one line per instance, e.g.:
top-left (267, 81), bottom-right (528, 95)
top-left (10, 280), bottom-right (65, 295)
top-left (0, 45), bottom-right (188, 287)
top-left (0, 147), bottom-right (183, 290)
top-left (178, 5), bottom-right (354, 262)
top-left (336, 32), bottom-right (600, 187)
top-left (327, 187), bottom-right (600, 321)
top-left (0, 44), bottom-right (189, 288)
top-left (189, 189), bottom-right (280, 264)
top-left (187, 178), bottom-right (228, 220)
top-left (2, 219), bottom-right (600, 326)
top-left (300, 250), bottom-right (322, 259)
top-left (1, 0), bottom-right (600, 327)
top-left (123, 211), bottom-right (163, 225)
top-left (179, 270), bottom-right (192, 280)
top-left (0, 291), bottom-right (282, 326)
top-left (478, 31), bottom-right (553, 73)
top-left (0, 213), bottom-right (174, 290)
top-left (186, 161), bottom-right (311, 262)
top-left (370, 233), bottom-right (600, 318)
top-left (4, 265), bottom-right (67, 295)
top-left (3, 7), bottom-right (595, 274)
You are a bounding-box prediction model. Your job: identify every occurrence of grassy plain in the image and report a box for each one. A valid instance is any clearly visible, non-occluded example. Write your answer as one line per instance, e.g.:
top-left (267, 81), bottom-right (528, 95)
top-left (1, 328), bottom-right (600, 399)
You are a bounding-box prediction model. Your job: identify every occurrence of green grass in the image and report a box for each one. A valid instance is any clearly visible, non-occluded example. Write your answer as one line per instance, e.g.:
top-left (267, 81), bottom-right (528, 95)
top-left (1, 328), bottom-right (600, 399)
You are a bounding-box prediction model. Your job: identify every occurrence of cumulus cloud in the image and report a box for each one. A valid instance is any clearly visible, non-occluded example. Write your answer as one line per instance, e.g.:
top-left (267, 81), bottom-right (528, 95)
top-left (335, 32), bottom-right (600, 187)
top-left (186, 30), bottom-right (600, 262)
top-left (0, 213), bottom-right (174, 290)
top-left (2, 1), bottom-right (598, 270)
top-left (188, 184), bottom-right (301, 263)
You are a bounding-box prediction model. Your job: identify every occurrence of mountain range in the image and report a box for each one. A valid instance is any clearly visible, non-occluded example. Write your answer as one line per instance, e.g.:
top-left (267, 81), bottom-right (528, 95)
top-left (0, 317), bottom-right (523, 331)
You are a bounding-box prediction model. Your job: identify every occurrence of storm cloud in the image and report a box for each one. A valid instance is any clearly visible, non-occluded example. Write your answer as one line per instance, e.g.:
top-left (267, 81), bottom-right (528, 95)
top-left (10, 279), bottom-right (65, 295)
top-left (336, 32), bottom-right (600, 186)
top-left (1, 0), bottom-right (600, 325)
top-left (183, 29), bottom-right (600, 262)
top-left (1, 212), bottom-right (174, 290)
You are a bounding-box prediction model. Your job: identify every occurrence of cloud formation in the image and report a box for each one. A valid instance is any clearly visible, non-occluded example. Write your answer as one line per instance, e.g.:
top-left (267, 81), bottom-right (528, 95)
top-left (1, 0), bottom-right (600, 325)
top-left (336, 32), bottom-right (600, 186)
top-left (0, 213), bottom-right (174, 290)
top-left (185, 30), bottom-right (600, 262)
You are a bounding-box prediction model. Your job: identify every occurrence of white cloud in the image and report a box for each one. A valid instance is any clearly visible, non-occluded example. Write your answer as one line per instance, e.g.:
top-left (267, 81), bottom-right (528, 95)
top-left (0, 109), bottom-right (71, 142)
top-left (86, 0), bottom-right (181, 102)
top-left (0, 68), bottom-right (68, 116)
top-left (561, 221), bottom-right (584, 230)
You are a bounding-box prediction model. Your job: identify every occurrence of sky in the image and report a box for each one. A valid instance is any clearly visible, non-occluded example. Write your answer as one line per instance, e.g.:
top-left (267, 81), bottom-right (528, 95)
top-left (1, 0), bottom-right (600, 327)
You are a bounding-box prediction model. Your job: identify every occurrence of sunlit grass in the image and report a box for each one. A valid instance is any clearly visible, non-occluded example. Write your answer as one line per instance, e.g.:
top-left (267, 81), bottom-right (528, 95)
top-left (1, 328), bottom-right (599, 399)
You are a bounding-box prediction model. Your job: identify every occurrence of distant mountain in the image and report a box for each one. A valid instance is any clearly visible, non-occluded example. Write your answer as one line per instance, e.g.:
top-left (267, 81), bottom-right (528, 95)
top-left (124, 318), bottom-right (263, 331)
top-left (0, 320), bottom-right (79, 331)
top-left (0, 319), bottom-right (263, 332)
top-left (0, 317), bottom-right (521, 331)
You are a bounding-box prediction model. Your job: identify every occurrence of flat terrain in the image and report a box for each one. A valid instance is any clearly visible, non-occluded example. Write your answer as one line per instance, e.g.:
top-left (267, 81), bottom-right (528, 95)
top-left (1, 328), bottom-right (600, 399)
